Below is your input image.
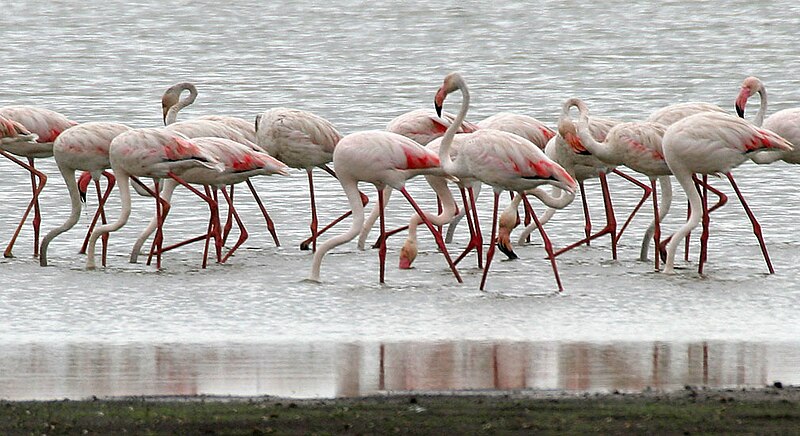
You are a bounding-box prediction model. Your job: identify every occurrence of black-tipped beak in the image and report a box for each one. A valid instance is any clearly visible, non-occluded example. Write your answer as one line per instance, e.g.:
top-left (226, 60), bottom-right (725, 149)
top-left (79, 190), bottom-right (87, 203)
top-left (435, 102), bottom-right (443, 118)
top-left (735, 104), bottom-right (745, 119)
top-left (497, 241), bottom-right (519, 260)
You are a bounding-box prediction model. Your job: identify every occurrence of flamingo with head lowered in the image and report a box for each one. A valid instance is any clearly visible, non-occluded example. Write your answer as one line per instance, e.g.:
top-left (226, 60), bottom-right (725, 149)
top-left (661, 111), bottom-right (793, 275)
top-left (433, 72), bottom-right (577, 292)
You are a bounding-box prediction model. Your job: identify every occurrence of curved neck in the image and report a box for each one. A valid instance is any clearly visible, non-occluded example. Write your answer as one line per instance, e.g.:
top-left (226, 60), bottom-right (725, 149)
top-left (86, 172), bottom-right (132, 269)
top-left (439, 79), bottom-right (470, 175)
top-left (664, 170), bottom-right (702, 273)
top-left (573, 101), bottom-right (618, 165)
top-left (526, 186), bottom-right (575, 209)
top-left (165, 84), bottom-right (198, 125)
top-left (40, 166), bottom-right (81, 265)
top-left (310, 177), bottom-right (365, 281)
top-left (753, 86), bottom-right (767, 127)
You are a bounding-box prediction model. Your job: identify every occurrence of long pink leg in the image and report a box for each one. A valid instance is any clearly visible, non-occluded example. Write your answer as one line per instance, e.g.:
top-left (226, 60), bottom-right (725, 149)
top-left (301, 166), bottom-right (369, 250)
top-left (698, 175), bottom-right (710, 274)
top-left (220, 186), bottom-right (248, 263)
top-left (479, 191), bottom-right (501, 291)
top-left (579, 181), bottom-right (591, 245)
top-left (1, 152), bottom-right (47, 258)
top-left (651, 179), bottom-right (661, 271)
top-left (167, 175), bottom-right (221, 268)
top-left (245, 179), bottom-right (279, 247)
top-left (554, 173), bottom-right (617, 259)
top-left (378, 187), bottom-right (387, 284)
top-left (221, 185), bottom-right (235, 246)
top-left (80, 171), bottom-right (115, 256)
top-left (28, 158), bottom-right (42, 258)
top-left (726, 172), bottom-right (774, 274)
top-left (527, 201), bottom-right (564, 292)
top-left (399, 187), bottom-right (462, 283)
top-left (454, 185), bottom-right (484, 268)
top-left (131, 178), bottom-right (170, 269)
top-left (613, 169), bottom-right (652, 244)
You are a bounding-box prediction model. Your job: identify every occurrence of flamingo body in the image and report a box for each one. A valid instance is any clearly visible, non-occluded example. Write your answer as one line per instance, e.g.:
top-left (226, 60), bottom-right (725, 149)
top-left (477, 112), bottom-right (555, 149)
top-left (0, 106), bottom-right (77, 157)
top-left (256, 108), bottom-right (341, 169)
top-left (647, 102), bottom-right (726, 127)
top-left (386, 108), bottom-right (479, 146)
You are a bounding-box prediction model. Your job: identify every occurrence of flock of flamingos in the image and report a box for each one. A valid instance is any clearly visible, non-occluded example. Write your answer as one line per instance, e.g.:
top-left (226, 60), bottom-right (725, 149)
top-left (0, 73), bottom-right (798, 291)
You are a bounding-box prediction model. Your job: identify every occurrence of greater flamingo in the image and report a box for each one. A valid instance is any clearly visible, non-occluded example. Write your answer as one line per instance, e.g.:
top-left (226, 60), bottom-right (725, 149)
top-left (309, 129), bottom-right (463, 285)
top-left (434, 72), bottom-right (577, 291)
top-left (503, 100), bottom-right (649, 261)
top-left (359, 108), bottom-right (480, 262)
top-left (129, 137), bottom-right (288, 268)
top-left (568, 98), bottom-right (673, 269)
top-left (161, 82), bottom-right (281, 247)
top-left (256, 107), bottom-right (369, 252)
top-left (647, 96), bottom-right (733, 263)
top-left (39, 122), bottom-right (132, 266)
top-left (662, 111), bottom-right (793, 274)
top-left (85, 128), bottom-right (223, 270)
top-left (735, 76), bottom-right (800, 164)
top-left (0, 106), bottom-right (77, 258)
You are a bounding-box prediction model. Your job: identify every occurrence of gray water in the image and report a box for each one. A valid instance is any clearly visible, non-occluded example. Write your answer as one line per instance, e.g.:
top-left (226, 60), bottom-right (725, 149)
top-left (1, 0), bottom-right (800, 400)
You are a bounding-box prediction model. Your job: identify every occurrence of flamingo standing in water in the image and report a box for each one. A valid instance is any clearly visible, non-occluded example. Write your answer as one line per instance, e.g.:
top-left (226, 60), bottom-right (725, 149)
top-left (39, 122), bottom-right (132, 266)
top-left (86, 128), bottom-right (224, 270)
top-left (735, 76), bottom-right (800, 164)
top-left (130, 137), bottom-right (288, 268)
top-left (647, 97), bottom-right (732, 263)
top-left (434, 72), bottom-right (577, 291)
top-left (359, 109), bottom-right (481, 266)
top-left (0, 106), bottom-right (77, 258)
top-left (502, 100), bottom-right (650, 261)
top-left (662, 111), bottom-right (792, 274)
top-left (161, 82), bottom-right (280, 247)
top-left (566, 98), bottom-right (672, 269)
top-left (309, 128), bottom-right (463, 285)
top-left (257, 107), bottom-right (370, 252)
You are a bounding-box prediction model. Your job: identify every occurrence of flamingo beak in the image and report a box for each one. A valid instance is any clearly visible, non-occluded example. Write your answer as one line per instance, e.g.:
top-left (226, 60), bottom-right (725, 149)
top-left (735, 87), bottom-right (749, 119)
top-left (434, 88), bottom-right (445, 117)
top-left (735, 103), bottom-right (745, 119)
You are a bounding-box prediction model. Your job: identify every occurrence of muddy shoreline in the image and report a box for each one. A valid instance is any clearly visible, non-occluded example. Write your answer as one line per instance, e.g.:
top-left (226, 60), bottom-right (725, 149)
top-left (3, 386), bottom-right (798, 434)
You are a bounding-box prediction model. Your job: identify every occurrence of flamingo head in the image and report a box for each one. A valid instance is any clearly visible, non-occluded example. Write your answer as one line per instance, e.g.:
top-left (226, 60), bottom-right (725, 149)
top-left (161, 82), bottom-right (198, 125)
top-left (77, 171), bottom-right (93, 203)
top-left (735, 76), bottom-right (763, 119)
top-left (434, 72), bottom-right (465, 117)
top-left (161, 91), bottom-right (179, 125)
top-left (398, 238), bottom-right (417, 269)
top-left (496, 224), bottom-right (518, 260)
top-left (559, 119), bottom-right (589, 155)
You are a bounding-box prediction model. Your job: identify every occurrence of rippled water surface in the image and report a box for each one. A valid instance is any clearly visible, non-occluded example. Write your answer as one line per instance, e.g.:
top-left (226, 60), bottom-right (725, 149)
top-left (2, 0), bottom-right (800, 399)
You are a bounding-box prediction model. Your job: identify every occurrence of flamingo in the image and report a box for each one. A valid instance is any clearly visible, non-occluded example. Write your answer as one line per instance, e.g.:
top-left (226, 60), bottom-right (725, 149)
top-left (0, 106), bottom-right (77, 258)
top-left (502, 100), bottom-right (650, 261)
top-left (129, 137), bottom-right (288, 268)
top-left (308, 129), bottom-right (463, 285)
top-left (161, 82), bottom-right (281, 247)
top-left (647, 97), bottom-right (733, 262)
top-left (735, 76), bottom-right (800, 164)
top-left (85, 128), bottom-right (224, 270)
top-left (434, 72), bottom-right (577, 291)
top-left (566, 99), bottom-right (673, 269)
top-left (39, 122), bottom-right (132, 266)
top-left (256, 107), bottom-right (370, 252)
top-left (359, 108), bottom-right (480, 263)
top-left (662, 111), bottom-right (793, 274)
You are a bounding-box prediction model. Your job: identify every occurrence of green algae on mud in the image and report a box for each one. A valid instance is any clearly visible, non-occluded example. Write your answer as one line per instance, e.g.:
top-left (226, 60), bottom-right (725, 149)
top-left (2, 387), bottom-right (799, 435)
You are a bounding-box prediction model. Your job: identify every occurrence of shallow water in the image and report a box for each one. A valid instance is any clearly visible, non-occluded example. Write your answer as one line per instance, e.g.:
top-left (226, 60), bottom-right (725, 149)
top-left (1, 0), bottom-right (800, 400)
